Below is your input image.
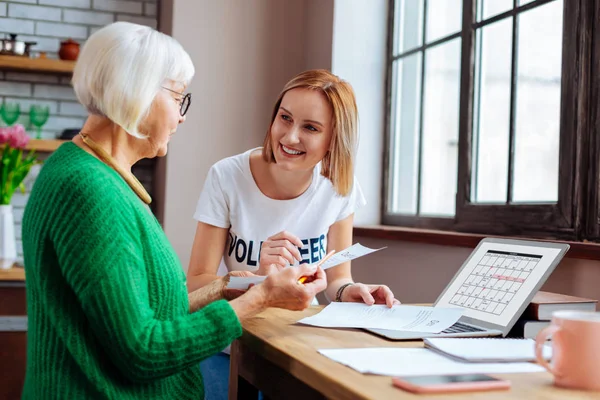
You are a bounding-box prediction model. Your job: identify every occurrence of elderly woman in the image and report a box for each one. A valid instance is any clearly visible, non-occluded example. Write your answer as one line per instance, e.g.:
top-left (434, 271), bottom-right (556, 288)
top-left (21, 22), bottom-right (326, 399)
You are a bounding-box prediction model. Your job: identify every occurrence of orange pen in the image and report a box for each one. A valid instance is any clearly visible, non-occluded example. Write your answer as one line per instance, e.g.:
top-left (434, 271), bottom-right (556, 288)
top-left (297, 250), bottom-right (336, 284)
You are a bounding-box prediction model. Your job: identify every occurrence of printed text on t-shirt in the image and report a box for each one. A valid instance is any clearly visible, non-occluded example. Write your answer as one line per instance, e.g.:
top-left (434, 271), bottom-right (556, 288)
top-left (228, 232), bottom-right (326, 267)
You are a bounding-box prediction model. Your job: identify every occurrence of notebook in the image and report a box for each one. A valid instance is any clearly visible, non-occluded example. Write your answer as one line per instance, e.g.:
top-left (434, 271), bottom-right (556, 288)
top-left (423, 337), bottom-right (552, 363)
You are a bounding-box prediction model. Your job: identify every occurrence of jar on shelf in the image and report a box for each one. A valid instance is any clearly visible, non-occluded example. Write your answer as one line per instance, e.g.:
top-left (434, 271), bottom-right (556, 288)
top-left (58, 39), bottom-right (80, 61)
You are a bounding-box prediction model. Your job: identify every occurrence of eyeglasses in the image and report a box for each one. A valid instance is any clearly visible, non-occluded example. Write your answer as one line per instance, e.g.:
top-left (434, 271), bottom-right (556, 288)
top-left (162, 86), bottom-right (191, 116)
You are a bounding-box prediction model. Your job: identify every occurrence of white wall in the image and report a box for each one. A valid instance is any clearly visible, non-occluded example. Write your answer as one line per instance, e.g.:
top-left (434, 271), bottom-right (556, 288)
top-left (164, 0), bottom-right (334, 268)
top-left (332, 0), bottom-right (388, 225)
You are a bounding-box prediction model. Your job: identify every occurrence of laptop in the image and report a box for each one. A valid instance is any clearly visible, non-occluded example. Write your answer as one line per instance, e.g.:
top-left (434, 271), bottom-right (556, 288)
top-left (365, 238), bottom-right (570, 340)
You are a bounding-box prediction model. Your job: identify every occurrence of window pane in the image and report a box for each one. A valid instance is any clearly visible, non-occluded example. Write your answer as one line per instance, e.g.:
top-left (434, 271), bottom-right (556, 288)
top-left (420, 39), bottom-right (461, 216)
top-left (388, 54), bottom-right (422, 214)
top-left (472, 18), bottom-right (513, 203)
top-left (426, 0), bottom-right (463, 43)
top-left (477, 0), bottom-right (512, 21)
top-left (394, 0), bottom-right (423, 54)
top-left (513, 0), bottom-right (563, 202)
top-left (518, 0), bottom-right (536, 6)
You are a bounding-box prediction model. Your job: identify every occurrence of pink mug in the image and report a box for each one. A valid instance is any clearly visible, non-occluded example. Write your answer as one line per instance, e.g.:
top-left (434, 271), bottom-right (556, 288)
top-left (535, 310), bottom-right (600, 391)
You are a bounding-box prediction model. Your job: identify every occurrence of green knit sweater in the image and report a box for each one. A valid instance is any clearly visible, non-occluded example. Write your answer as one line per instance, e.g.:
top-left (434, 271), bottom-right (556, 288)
top-left (22, 142), bottom-right (242, 399)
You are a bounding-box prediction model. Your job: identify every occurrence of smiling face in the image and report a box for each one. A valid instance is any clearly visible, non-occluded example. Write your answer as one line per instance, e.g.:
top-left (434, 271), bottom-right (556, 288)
top-left (138, 80), bottom-right (187, 157)
top-left (269, 88), bottom-right (333, 173)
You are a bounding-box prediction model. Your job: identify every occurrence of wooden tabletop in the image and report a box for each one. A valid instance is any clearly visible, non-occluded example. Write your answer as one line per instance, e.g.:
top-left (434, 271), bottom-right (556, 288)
top-left (0, 267), bottom-right (25, 281)
top-left (238, 306), bottom-right (597, 399)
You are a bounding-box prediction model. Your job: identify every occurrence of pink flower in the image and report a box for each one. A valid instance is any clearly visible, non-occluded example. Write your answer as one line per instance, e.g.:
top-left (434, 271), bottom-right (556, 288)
top-left (0, 127), bottom-right (10, 145)
top-left (6, 124), bottom-right (29, 149)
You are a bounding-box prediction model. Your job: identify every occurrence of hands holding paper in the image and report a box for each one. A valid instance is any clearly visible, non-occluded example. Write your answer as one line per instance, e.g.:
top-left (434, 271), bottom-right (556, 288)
top-left (224, 265), bottom-right (327, 307)
top-left (225, 263), bottom-right (327, 320)
top-left (237, 229), bottom-right (400, 308)
top-left (256, 263), bottom-right (327, 310)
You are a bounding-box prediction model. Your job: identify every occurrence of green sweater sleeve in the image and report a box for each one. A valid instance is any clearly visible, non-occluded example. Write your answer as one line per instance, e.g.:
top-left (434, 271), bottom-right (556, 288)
top-left (52, 170), bottom-right (242, 382)
top-left (80, 269), bottom-right (241, 382)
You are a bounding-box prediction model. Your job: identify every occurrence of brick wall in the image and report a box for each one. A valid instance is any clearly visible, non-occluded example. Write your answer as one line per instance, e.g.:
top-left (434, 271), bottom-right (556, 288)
top-left (0, 0), bottom-right (158, 262)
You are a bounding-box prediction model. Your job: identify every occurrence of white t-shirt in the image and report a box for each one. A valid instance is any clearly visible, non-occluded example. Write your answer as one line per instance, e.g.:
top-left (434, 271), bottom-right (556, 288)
top-left (194, 148), bottom-right (366, 274)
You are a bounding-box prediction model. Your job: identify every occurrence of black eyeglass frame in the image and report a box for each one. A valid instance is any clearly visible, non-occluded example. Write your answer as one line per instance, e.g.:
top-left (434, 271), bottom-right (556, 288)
top-left (162, 86), bottom-right (191, 116)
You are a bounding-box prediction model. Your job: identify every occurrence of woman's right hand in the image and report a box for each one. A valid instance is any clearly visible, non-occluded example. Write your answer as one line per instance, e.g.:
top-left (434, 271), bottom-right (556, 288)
top-left (254, 263), bottom-right (327, 311)
top-left (256, 231), bottom-right (304, 275)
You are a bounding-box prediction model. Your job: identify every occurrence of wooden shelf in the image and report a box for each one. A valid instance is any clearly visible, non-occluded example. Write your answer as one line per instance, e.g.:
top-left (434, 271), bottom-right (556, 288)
top-left (0, 55), bottom-right (75, 74)
top-left (0, 267), bottom-right (25, 282)
top-left (26, 139), bottom-right (67, 152)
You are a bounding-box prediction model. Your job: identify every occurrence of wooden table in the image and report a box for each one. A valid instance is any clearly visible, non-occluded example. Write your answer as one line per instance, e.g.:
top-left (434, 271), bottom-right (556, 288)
top-left (229, 306), bottom-right (597, 400)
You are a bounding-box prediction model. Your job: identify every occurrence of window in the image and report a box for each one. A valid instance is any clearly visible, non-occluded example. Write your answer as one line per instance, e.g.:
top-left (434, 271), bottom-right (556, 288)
top-left (384, 0), bottom-right (597, 240)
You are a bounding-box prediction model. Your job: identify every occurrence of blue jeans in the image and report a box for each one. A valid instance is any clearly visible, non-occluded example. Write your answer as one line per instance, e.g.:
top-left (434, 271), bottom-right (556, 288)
top-left (200, 353), bottom-right (230, 400)
top-left (200, 353), bottom-right (263, 400)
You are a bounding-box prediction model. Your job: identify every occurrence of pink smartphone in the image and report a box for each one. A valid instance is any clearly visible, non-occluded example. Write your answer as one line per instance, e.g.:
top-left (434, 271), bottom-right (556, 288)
top-left (392, 374), bottom-right (511, 394)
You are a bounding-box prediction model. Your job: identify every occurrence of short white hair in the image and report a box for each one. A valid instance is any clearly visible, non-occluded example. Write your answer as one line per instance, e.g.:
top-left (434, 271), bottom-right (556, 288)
top-left (72, 22), bottom-right (195, 138)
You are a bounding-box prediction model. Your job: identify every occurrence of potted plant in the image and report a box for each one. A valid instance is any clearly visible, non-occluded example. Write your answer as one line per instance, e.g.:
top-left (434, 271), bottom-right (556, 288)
top-left (0, 124), bottom-right (38, 269)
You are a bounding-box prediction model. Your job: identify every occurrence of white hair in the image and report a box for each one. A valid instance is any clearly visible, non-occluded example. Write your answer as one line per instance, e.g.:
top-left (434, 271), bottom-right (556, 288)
top-left (72, 21), bottom-right (195, 138)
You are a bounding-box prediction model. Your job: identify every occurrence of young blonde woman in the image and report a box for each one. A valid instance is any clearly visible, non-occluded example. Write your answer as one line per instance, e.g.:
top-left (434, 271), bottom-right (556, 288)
top-left (187, 69), bottom-right (399, 400)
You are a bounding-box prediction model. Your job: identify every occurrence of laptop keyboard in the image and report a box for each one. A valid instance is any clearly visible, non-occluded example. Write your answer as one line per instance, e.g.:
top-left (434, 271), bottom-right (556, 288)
top-left (441, 322), bottom-right (485, 334)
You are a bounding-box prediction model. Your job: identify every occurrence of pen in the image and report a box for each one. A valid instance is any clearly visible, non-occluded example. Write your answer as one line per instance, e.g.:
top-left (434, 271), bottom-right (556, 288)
top-left (298, 250), bottom-right (336, 284)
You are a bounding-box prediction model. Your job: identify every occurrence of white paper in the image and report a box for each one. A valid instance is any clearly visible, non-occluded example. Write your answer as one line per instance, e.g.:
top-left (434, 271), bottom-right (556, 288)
top-left (318, 243), bottom-right (385, 270)
top-left (318, 348), bottom-right (545, 376)
top-left (227, 276), bottom-right (267, 290)
top-left (424, 338), bottom-right (552, 362)
top-left (226, 243), bottom-right (384, 290)
top-left (298, 303), bottom-right (463, 333)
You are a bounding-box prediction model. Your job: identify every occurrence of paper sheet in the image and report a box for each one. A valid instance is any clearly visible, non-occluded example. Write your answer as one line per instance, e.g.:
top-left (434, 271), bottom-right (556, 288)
top-left (298, 303), bottom-right (463, 333)
top-left (318, 348), bottom-right (545, 376)
top-left (226, 276), bottom-right (266, 290)
top-left (226, 243), bottom-right (385, 290)
top-left (424, 338), bottom-right (552, 362)
top-left (318, 243), bottom-right (385, 270)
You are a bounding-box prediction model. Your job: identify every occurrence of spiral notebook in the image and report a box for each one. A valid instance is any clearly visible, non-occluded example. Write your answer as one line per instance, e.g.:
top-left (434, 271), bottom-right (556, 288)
top-left (423, 338), bottom-right (552, 363)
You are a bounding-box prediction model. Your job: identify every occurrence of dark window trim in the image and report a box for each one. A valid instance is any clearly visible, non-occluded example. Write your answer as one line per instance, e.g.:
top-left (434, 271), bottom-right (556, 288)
top-left (383, 0), bottom-right (596, 241)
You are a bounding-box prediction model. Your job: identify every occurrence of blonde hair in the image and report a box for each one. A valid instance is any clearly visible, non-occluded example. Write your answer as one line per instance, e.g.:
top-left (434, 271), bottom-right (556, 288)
top-left (72, 22), bottom-right (195, 138)
top-left (262, 69), bottom-right (358, 196)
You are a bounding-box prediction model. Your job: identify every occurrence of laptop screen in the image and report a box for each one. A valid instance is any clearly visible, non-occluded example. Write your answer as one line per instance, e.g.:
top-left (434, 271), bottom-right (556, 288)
top-left (435, 240), bottom-right (563, 328)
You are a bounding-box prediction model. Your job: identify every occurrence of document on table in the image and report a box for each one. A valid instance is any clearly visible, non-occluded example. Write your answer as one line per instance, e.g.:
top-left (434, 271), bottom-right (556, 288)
top-left (226, 243), bottom-right (385, 290)
top-left (423, 338), bottom-right (552, 362)
top-left (297, 303), bottom-right (463, 333)
top-left (318, 348), bottom-right (545, 376)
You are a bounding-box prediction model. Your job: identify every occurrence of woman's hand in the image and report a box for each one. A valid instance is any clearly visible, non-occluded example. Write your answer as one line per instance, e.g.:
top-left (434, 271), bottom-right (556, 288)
top-left (341, 283), bottom-right (400, 308)
top-left (254, 263), bottom-right (328, 311)
top-left (256, 231), bottom-right (304, 275)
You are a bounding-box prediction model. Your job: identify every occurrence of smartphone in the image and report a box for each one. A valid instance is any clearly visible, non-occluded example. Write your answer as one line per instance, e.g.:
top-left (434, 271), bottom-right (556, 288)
top-left (392, 374), bottom-right (510, 394)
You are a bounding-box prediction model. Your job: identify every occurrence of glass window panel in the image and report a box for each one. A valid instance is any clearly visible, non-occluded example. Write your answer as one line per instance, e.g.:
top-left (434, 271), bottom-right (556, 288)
top-left (388, 54), bottom-right (423, 214)
top-left (394, 0), bottom-right (424, 54)
top-left (477, 0), bottom-right (513, 21)
top-left (420, 38), bottom-right (461, 216)
top-left (426, 0), bottom-right (463, 43)
top-left (513, 0), bottom-right (563, 202)
top-left (518, 0), bottom-right (536, 6)
top-left (472, 18), bottom-right (513, 203)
